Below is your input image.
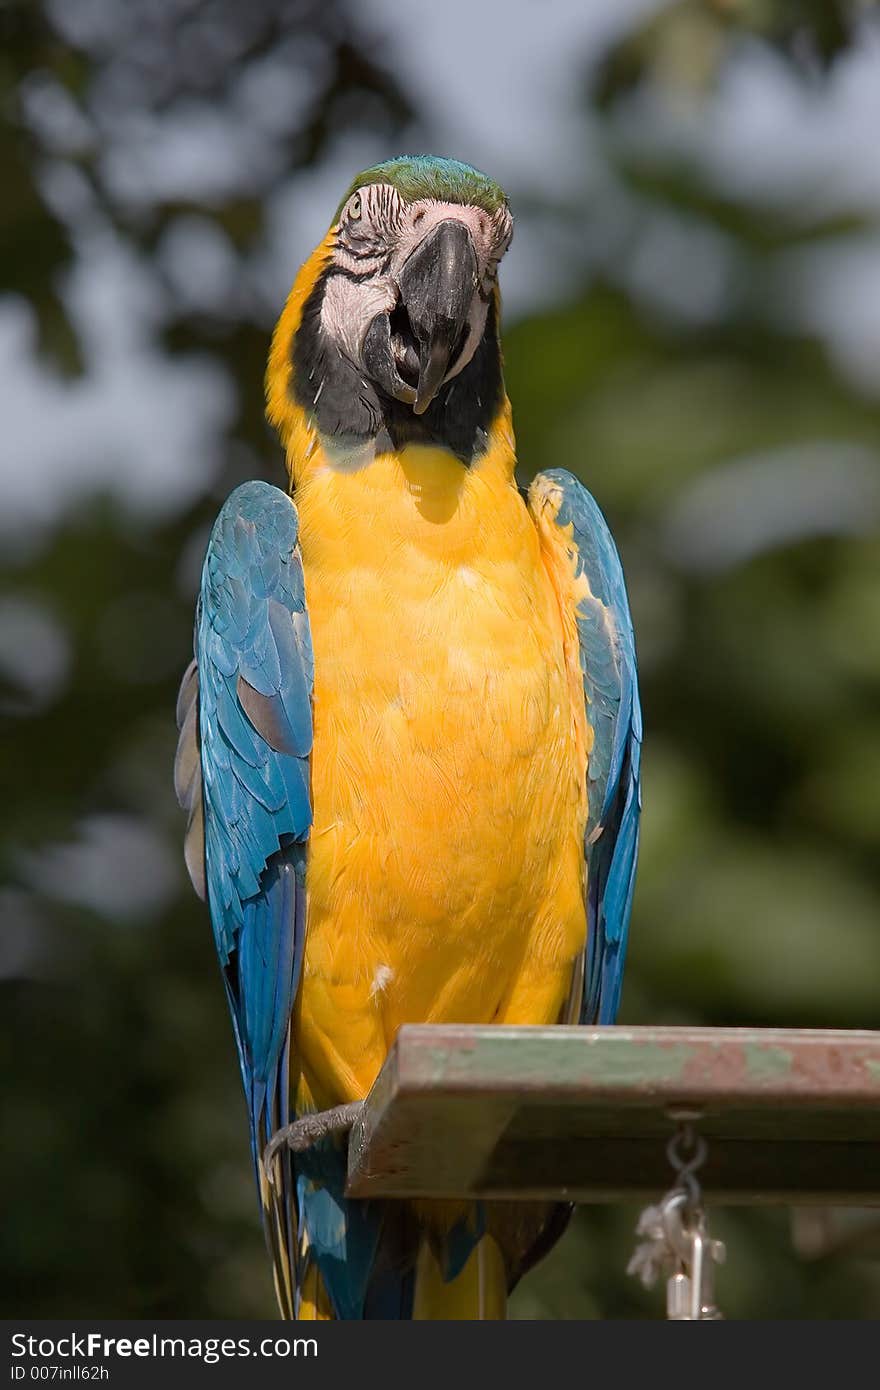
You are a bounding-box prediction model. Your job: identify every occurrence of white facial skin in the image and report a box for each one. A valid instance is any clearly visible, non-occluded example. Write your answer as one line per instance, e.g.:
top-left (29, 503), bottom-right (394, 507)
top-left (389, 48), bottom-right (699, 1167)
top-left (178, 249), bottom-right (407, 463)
top-left (319, 181), bottom-right (513, 391)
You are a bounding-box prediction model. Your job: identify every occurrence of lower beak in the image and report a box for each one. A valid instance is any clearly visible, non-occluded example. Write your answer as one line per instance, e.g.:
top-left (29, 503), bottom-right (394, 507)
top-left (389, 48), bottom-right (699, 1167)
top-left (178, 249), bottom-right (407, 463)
top-left (397, 219), bottom-right (478, 415)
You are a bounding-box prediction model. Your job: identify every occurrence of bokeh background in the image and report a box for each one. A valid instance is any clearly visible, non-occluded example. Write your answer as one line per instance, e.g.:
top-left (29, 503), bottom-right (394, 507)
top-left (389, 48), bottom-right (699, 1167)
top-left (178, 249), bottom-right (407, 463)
top-left (3, 0), bottom-right (880, 1319)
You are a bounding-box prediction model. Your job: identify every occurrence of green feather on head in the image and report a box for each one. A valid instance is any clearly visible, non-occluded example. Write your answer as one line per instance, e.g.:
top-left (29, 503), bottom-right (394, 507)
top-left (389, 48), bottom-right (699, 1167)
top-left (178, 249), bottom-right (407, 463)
top-left (335, 155), bottom-right (509, 221)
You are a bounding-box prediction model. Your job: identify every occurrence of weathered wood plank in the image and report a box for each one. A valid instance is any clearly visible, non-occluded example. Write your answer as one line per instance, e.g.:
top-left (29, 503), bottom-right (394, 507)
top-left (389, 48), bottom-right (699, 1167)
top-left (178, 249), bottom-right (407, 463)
top-left (346, 1026), bottom-right (880, 1205)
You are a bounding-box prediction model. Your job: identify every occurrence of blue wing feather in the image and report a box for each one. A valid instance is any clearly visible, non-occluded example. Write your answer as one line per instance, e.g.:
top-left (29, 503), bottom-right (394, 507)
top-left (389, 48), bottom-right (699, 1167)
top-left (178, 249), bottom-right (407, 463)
top-left (196, 482), bottom-right (312, 1145)
top-left (536, 469), bottom-right (642, 1026)
top-left (177, 480), bottom-right (404, 1320)
top-left (175, 481), bottom-right (313, 1317)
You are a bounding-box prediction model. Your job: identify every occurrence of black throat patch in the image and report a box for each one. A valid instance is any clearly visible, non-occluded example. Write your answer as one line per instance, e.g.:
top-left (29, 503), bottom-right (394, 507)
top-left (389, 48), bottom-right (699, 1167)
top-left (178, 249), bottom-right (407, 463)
top-left (290, 267), bottom-right (504, 464)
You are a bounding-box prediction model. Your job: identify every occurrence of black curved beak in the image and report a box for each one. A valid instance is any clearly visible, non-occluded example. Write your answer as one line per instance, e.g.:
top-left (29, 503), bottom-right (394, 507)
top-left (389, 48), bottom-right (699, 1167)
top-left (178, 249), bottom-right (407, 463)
top-left (361, 219), bottom-right (479, 416)
top-left (398, 219), bottom-right (478, 415)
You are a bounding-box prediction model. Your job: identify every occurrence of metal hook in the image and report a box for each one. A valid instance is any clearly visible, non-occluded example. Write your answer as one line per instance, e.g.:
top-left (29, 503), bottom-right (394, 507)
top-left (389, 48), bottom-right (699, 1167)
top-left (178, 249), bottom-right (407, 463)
top-left (659, 1189), bottom-right (693, 1264)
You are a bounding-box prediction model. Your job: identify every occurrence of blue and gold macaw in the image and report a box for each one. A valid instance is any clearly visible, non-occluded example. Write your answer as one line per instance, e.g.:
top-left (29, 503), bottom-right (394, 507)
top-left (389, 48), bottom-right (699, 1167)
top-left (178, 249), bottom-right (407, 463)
top-left (175, 156), bottom-right (641, 1320)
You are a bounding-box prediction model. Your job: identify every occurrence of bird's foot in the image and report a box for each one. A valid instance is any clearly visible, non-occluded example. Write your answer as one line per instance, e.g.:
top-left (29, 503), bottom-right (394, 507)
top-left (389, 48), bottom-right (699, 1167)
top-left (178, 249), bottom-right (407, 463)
top-left (263, 1101), bottom-right (364, 1184)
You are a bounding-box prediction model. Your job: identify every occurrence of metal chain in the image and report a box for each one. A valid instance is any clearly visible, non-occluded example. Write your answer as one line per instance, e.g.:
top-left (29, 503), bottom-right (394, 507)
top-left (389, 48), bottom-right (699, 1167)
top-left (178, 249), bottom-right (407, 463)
top-left (666, 1119), bottom-right (708, 1212)
top-left (628, 1115), bottom-right (725, 1319)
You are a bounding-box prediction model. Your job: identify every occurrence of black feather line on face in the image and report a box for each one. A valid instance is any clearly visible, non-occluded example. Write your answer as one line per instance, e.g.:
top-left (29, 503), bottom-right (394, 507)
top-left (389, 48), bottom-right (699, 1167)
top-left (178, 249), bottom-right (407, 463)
top-left (291, 267), bottom-right (504, 465)
top-left (324, 264), bottom-right (379, 285)
top-left (335, 239), bottom-right (384, 261)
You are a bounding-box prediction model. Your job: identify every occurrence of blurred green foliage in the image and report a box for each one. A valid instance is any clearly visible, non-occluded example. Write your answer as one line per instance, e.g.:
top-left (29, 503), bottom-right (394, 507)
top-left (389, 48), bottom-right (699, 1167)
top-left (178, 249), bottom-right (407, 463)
top-left (2, 0), bottom-right (880, 1319)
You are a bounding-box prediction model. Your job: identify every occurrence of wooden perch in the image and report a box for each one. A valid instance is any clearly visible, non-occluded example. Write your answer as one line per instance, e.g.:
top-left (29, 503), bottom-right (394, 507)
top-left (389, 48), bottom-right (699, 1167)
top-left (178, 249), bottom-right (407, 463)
top-left (345, 1025), bottom-right (880, 1206)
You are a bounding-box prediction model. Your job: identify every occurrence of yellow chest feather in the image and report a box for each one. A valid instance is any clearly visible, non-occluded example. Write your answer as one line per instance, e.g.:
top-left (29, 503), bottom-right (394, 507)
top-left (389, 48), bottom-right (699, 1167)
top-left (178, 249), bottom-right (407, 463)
top-left (291, 443), bottom-right (587, 1106)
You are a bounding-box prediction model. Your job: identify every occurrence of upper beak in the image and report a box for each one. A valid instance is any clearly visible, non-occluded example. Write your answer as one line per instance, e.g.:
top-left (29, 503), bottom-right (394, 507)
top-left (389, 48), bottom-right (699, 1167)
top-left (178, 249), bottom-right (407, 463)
top-left (397, 219), bottom-right (478, 415)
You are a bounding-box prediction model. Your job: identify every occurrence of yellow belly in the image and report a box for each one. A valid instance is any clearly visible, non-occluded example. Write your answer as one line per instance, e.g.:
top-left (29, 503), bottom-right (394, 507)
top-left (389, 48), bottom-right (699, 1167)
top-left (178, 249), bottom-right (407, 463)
top-left (291, 444), bottom-right (587, 1111)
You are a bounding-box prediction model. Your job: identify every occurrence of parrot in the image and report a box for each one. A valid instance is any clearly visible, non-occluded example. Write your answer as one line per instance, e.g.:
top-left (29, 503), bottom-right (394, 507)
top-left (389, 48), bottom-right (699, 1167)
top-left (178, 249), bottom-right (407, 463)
top-left (174, 155), bottom-right (641, 1320)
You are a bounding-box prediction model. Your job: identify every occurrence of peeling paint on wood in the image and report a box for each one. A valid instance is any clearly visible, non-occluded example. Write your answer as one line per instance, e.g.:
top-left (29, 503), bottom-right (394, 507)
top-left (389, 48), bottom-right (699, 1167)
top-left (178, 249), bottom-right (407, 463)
top-left (346, 1025), bottom-right (880, 1206)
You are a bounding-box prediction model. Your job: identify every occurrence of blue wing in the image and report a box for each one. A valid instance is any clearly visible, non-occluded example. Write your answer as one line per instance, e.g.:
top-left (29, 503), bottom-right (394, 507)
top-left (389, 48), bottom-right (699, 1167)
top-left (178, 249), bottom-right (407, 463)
top-left (174, 479), bottom-right (313, 1316)
top-left (176, 482), bottom-right (430, 1320)
top-left (532, 469), bottom-right (642, 1025)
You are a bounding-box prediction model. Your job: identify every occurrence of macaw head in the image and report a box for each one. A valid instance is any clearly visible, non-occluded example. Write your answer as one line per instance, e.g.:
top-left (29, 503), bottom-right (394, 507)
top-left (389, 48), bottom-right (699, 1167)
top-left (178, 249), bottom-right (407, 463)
top-left (267, 155), bottom-right (514, 470)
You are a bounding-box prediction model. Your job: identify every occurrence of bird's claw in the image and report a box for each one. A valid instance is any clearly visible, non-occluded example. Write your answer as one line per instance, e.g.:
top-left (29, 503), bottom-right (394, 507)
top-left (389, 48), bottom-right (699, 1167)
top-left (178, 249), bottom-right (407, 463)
top-left (263, 1101), bottom-right (364, 1185)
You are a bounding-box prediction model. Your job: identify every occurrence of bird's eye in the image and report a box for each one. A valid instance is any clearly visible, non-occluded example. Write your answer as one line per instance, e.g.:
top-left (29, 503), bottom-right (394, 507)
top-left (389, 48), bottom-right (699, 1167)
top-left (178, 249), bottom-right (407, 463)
top-left (349, 194), bottom-right (362, 221)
